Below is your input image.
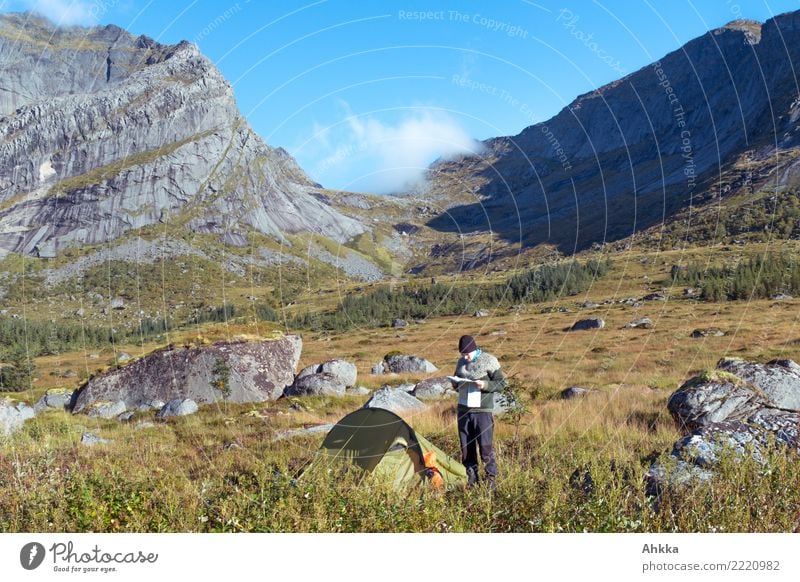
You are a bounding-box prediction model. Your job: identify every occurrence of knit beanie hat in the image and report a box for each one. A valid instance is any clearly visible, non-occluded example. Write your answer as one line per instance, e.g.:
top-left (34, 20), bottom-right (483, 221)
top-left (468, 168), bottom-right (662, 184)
top-left (458, 335), bottom-right (478, 354)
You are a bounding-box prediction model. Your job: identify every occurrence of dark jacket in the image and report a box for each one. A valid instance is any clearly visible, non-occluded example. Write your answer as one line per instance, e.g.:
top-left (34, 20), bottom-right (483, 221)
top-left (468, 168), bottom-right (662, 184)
top-left (453, 350), bottom-right (507, 413)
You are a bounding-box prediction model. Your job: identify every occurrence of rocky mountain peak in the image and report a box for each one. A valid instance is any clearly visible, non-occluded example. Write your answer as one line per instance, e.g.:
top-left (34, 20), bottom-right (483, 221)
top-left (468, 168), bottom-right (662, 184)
top-left (0, 13), bottom-right (366, 259)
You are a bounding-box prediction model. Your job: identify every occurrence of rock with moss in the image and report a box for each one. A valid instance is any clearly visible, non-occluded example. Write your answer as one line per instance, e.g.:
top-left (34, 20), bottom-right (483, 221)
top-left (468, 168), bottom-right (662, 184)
top-left (284, 373), bottom-right (346, 397)
top-left (72, 335), bottom-right (302, 413)
top-left (297, 359), bottom-right (357, 388)
top-left (716, 357), bottom-right (800, 411)
top-left (34, 388), bottom-right (76, 412)
top-left (667, 370), bottom-right (767, 431)
top-left (383, 354), bottom-right (438, 374)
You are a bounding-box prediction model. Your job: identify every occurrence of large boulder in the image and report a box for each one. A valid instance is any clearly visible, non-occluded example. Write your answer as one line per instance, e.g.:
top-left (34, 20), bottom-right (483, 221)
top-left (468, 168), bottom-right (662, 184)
top-left (284, 373), bottom-right (346, 397)
top-left (0, 399), bottom-right (35, 436)
top-left (297, 359), bottom-right (357, 388)
top-left (383, 354), bottom-right (438, 374)
top-left (649, 358), bottom-right (800, 495)
top-left (667, 371), bottom-right (767, 432)
top-left (364, 387), bottom-right (427, 414)
top-left (72, 335), bottom-right (302, 413)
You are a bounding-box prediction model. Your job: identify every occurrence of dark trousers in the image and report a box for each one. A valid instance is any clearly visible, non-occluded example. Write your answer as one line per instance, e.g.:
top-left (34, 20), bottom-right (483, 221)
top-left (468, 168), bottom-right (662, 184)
top-left (457, 410), bottom-right (497, 481)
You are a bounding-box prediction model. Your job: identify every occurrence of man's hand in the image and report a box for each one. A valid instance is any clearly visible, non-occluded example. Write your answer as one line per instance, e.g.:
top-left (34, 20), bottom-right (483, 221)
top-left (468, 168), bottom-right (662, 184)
top-left (474, 380), bottom-right (486, 389)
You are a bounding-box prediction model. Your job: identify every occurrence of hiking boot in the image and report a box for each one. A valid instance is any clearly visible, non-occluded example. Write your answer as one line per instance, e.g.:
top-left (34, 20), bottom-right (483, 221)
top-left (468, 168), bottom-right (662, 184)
top-left (486, 477), bottom-right (497, 493)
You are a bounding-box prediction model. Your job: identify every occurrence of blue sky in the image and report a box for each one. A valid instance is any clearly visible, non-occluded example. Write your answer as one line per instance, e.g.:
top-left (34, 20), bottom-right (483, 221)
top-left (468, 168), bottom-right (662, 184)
top-left (3, 0), bottom-right (800, 193)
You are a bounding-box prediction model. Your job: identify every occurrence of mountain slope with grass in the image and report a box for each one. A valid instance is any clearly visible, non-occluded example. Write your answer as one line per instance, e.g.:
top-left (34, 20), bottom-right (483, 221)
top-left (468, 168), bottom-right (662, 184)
top-left (421, 12), bottom-right (800, 254)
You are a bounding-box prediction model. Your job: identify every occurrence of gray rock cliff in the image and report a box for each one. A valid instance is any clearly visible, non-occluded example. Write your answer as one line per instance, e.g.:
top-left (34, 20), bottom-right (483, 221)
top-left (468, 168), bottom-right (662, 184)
top-left (0, 13), bottom-right (366, 259)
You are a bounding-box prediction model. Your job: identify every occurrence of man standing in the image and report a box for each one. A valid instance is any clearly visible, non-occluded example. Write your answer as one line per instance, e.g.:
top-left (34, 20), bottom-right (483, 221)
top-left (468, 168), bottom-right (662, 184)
top-left (452, 334), bottom-right (507, 490)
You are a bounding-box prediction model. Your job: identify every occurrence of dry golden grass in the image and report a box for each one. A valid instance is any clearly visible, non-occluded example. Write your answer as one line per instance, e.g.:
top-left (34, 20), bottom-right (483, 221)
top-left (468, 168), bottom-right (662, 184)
top-left (2, 241), bottom-right (800, 532)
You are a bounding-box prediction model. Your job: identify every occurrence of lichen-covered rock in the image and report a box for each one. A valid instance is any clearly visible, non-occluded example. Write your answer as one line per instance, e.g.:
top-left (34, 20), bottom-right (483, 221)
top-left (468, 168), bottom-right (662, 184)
top-left (72, 336), bottom-right (302, 413)
top-left (297, 359), bottom-right (357, 388)
top-left (383, 354), bottom-right (437, 374)
top-left (284, 373), bottom-right (346, 397)
top-left (667, 372), bottom-right (767, 432)
top-left (34, 388), bottom-right (76, 412)
top-left (716, 357), bottom-right (800, 411)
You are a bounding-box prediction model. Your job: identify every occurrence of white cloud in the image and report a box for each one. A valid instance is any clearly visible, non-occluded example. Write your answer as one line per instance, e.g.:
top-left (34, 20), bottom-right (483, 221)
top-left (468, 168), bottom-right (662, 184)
top-left (307, 104), bottom-right (483, 194)
top-left (20, 0), bottom-right (99, 26)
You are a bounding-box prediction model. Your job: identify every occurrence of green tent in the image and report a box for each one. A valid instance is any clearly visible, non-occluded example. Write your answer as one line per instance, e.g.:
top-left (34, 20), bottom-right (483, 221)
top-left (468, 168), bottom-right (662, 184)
top-left (313, 407), bottom-right (467, 490)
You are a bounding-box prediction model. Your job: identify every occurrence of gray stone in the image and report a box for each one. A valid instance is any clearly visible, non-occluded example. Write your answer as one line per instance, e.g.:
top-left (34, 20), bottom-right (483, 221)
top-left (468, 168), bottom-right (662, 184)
top-left (412, 376), bottom-right (453, 399)
top-left (115, 352), bottom-right (132, 363)
top-left (371, 362), bottom-right (386, 375)
top-left (110, 297), bottom-right (125, 310)
top-left (81, 432), bottom-right (112, 446)
top-left (493, 391), bottom-right (523, 415)
top-left (157, 398), bottom-right (199, 418)
top-left (0, 400), bottom-right (35, 436)
top-left (560, 386), bottom-right (594, 399)
top-left (581, 301), bottom-right (599, 309)
top-left (273, 423), bottom-right (334, 441)
top-left (72, 336), bottom-right (302, 412)
top-left (392, 319), bottom-right (408, 328)
top-left (138, 400), bottom-right (166, 412)
top-left (87, 401), bottom-right (127, 419)
top-left (364, 387), bottom-right (427, 414)
top-left (624, 317), bottom-right (653, 329)
top-left (118, 411), bottom-right (135, 422)
top-left (691, 328), bottom-right (725, 338)
top-left (716, 358), bottom-right (800, 411)
top-left (383, 354), bottom-right (438, 374)
top-left (667, 374), bottom-right (767, 432)
top-left (568, 318), bottom-right (605, 331)
top-left (284, 373), bottom-right (346, 397)
top-left (34, 388), bottom-right (76, 412)
top-left (772, 293), bottom-right (792, 300)
top-left (641, 293), bottom-right (666, 301)
top-left (474, 310), bottom-right (490, 317)
top-left (346, 386), bottom-right (371, 396)
top-left (297, 359), bottom-right (357, 387)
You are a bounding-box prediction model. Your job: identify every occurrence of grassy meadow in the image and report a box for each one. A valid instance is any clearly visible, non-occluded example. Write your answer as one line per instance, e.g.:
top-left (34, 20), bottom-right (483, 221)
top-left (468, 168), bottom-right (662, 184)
top-left (2, 241), bottom-right (800, 532)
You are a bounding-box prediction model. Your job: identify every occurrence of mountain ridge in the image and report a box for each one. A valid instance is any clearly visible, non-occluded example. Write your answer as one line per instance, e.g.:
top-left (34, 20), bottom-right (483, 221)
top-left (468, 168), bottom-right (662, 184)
top-left (421, 10), bottom-right (800, 254)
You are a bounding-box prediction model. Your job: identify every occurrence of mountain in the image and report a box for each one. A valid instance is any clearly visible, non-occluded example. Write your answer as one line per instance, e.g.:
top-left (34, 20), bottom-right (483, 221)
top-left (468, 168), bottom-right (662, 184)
top-left (423, 12), bottom-right (800, 253)
top-left (0, 13), bottom-right (367, 260)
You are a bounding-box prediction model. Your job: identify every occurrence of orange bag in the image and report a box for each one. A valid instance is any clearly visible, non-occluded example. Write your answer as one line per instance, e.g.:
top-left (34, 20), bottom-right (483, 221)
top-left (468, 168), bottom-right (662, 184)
top-left (423, 450), bottom-right (444, 489)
